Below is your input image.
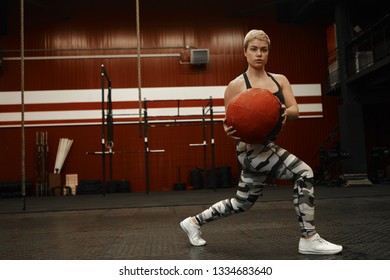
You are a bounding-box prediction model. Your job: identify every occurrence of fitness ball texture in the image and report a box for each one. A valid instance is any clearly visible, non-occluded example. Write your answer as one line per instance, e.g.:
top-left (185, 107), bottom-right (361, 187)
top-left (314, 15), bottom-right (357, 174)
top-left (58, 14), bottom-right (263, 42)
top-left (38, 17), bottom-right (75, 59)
top-left (225, 88), bottom-right (284, 144)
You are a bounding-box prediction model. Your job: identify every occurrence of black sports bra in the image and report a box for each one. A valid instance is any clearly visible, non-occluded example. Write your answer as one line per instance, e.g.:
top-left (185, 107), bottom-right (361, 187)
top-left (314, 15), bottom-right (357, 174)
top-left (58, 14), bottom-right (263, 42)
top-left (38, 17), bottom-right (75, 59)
top-left (242, 72), bottom-right (285, 104)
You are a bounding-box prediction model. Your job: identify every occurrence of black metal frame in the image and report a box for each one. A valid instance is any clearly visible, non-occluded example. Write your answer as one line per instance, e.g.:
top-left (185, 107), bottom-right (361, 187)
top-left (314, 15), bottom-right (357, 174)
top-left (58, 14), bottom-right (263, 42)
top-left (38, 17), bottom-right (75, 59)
top-left (101, 64), bottom-right (112, 196)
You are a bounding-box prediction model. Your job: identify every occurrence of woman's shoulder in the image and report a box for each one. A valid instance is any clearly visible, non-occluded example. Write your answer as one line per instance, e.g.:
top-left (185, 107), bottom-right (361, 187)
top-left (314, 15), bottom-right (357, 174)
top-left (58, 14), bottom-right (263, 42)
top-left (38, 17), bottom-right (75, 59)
top-left (267, 72), bottom-right (289, 83)
top-left (267, 72), bottom-right (285, 78)
top-left (230, 73), bottom-right (245, 83)
top-left (227, 75), bottom-right (246, 93)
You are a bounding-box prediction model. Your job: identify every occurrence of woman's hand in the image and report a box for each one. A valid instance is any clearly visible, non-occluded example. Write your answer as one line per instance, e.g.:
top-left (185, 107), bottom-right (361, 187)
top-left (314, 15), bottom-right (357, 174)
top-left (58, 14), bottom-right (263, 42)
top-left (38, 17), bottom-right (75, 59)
top-left (281, 104), bottom-right (287, 126)
top-left (223, 119), bottom-right (241, 140)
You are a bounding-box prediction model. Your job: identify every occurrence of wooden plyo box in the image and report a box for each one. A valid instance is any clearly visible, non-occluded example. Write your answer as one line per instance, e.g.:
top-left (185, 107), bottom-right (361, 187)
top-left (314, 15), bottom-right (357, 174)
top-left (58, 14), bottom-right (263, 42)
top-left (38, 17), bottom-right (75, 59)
top-left (66, 174), bottom-right (78, 195)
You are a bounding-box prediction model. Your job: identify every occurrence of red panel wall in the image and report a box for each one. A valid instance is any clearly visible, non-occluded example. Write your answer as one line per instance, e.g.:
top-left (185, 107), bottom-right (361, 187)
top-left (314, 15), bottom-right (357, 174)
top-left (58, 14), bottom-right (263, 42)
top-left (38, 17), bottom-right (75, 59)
top-left (0, 0), bottom-right (340, 193)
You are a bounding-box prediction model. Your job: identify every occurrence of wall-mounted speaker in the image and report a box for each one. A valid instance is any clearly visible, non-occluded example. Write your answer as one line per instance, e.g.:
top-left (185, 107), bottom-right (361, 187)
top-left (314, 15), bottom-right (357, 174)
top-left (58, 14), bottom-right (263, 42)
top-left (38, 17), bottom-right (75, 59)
top-left (190, 49), bottom-right (209, 64)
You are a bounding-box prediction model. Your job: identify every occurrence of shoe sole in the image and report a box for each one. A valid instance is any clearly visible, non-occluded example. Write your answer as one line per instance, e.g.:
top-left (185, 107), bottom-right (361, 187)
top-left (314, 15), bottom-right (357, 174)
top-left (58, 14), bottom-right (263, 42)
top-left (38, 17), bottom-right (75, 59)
top-left (299, 248), bottom-right (343, 255)
top-left (180, 221), bottom-right (206, 247)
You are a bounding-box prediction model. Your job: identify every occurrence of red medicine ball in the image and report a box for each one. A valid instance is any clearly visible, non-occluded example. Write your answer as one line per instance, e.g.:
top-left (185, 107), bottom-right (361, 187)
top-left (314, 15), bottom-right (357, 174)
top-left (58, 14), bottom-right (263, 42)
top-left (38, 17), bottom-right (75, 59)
top-left (225, 88), bottom-right (284, 144)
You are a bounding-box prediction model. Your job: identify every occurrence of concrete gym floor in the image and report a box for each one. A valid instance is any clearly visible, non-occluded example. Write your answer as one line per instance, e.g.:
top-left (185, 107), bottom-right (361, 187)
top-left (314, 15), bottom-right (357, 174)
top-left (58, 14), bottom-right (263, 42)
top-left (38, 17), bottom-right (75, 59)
top-left (0, 184), bottom-right (389, 260)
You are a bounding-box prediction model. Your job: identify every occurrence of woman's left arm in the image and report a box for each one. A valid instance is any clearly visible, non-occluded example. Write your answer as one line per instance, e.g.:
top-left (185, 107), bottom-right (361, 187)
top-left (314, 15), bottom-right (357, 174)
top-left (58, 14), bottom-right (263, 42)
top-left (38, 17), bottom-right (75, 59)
top-left (278, 74), bottom-right (299, 120)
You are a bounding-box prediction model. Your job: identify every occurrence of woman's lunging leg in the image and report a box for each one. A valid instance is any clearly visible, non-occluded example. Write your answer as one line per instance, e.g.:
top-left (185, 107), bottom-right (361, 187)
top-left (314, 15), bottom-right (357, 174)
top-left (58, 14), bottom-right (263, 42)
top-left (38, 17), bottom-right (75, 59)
top-left (196, 172), bottom-right (266, 225)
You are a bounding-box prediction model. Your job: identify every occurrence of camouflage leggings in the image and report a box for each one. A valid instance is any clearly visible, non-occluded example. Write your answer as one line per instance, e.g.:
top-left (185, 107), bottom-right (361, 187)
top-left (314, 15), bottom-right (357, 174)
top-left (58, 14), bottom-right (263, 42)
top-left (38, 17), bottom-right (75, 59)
top-left (195, 142), bottom-right (316, 237)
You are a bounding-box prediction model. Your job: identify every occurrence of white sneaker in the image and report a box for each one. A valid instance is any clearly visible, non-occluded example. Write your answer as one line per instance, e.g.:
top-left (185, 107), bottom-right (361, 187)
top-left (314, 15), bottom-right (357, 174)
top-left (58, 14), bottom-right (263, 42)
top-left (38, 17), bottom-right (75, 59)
top-left (299, 233), bottom-right (342, 255)
top-left (180, 217), bottom-right (206, 246)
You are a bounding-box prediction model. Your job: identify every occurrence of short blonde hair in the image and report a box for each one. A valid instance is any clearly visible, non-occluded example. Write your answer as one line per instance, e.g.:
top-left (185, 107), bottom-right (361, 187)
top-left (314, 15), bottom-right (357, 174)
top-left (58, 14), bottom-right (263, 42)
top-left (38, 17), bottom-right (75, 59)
top-left (244, 29), bottom-right (271, 50)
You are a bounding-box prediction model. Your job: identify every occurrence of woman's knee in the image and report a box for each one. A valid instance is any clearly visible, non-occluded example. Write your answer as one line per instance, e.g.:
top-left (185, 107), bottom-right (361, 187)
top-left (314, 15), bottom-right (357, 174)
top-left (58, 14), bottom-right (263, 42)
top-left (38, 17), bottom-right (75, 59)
top-left (296, 163), bottom-right (314, 179)
top-left (231, 197), bottom-right (254, 212)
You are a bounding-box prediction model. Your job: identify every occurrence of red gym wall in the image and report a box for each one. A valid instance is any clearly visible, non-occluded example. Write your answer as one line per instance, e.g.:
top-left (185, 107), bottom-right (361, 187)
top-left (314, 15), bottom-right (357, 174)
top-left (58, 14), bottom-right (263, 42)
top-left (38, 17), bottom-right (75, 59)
top-left (0, 1), bottom-right (340, 193)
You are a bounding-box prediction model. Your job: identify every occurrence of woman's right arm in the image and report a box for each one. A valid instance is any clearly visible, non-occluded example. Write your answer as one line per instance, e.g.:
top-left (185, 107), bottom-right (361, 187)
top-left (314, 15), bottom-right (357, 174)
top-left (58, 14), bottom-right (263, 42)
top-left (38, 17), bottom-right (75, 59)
top-left (223, 78), bottom-right (244, 139)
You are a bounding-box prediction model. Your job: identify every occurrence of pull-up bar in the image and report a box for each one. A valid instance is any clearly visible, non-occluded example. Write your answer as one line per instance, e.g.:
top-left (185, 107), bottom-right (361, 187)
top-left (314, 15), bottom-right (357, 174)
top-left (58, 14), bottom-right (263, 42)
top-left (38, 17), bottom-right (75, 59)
top-left (142, 96), bottom-right (218, 191)
top-left (98, 75), bottom-right (221, 194)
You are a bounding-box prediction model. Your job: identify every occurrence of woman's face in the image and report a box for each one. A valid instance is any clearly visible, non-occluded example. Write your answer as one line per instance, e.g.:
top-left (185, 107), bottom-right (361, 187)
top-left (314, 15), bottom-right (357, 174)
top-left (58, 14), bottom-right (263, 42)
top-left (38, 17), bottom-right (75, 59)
top-left (244, 39), bottom-right (269, 68)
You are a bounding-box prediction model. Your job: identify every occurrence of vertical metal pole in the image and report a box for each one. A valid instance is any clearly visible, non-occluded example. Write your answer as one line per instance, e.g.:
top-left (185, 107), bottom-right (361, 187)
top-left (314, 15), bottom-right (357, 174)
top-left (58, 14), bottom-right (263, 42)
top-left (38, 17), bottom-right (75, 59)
top-left (44, 131), bottom-right (49, 196)
top-left (101, 64), bottom-right (106, 196)
top-left (35, 132), bottom-right (40, 196)
top-left (136, 0), bottom-right (143, 138)
top-left (40, 132), bottom-right (45, 196)
top-left (202, 106), bottom-right (207, 188)
top-left (108, 80), bottom-right (113, 183)
top-left (143, 98), bottom-right (150, 194)
top-left (209, 97), bottom-right (216, 191)
top-left (20, 0), bottom-right (26, 210)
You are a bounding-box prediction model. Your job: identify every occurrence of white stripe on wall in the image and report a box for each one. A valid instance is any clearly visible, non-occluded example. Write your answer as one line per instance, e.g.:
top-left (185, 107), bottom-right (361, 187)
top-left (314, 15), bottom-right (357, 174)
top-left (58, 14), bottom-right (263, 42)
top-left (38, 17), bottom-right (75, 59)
top-left (0, 85), bottom-right (323, 127)
top-left (0, 84), bottom-right (321, 104)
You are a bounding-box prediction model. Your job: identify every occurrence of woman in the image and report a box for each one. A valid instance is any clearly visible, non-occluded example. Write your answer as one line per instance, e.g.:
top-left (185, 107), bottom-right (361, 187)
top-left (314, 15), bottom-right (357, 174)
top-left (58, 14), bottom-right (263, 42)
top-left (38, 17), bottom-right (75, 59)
top-left (180, 29), bottom-right (342, 255)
